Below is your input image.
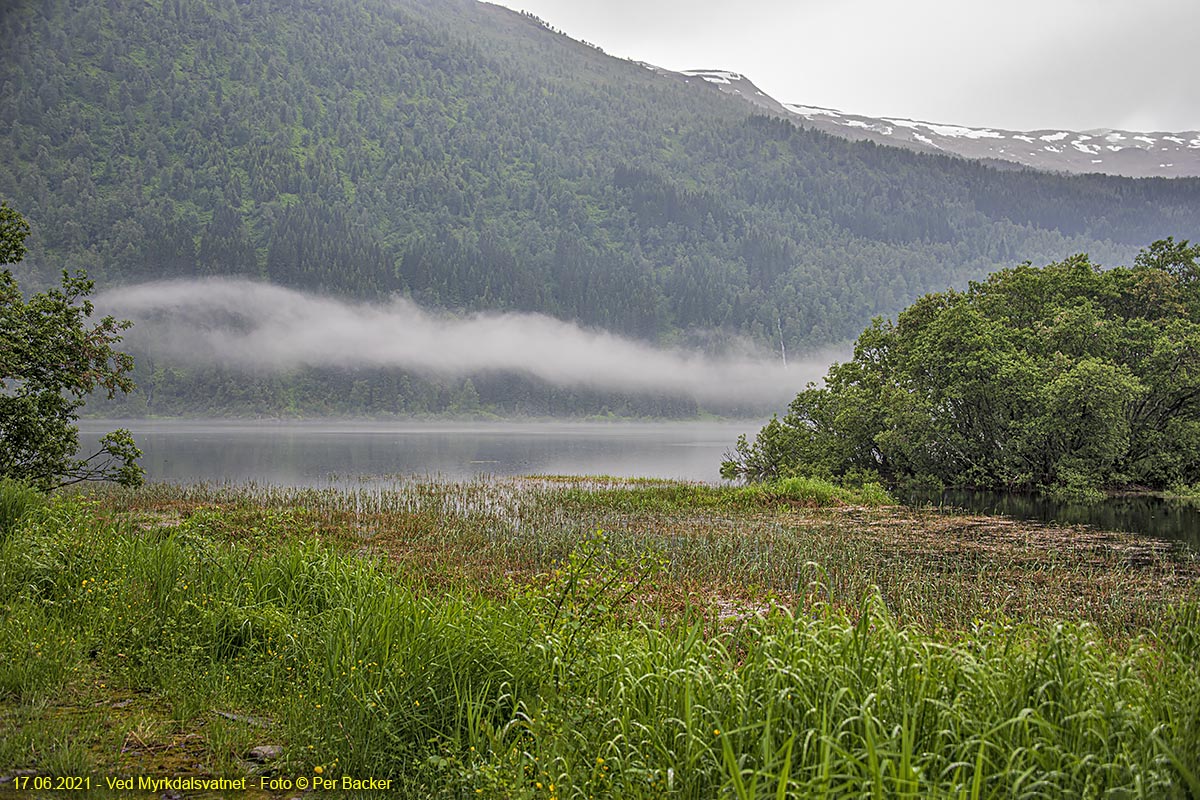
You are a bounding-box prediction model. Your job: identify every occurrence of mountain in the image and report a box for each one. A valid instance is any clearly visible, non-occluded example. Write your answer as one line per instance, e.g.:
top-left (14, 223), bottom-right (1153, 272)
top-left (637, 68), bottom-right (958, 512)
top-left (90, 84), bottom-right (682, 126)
top-left (673, 69), bottom-right (1200, 179)
top-left (782, 108), bottom-right (1200, 180)
top-left (0, 0), bottom-right (1197, 361)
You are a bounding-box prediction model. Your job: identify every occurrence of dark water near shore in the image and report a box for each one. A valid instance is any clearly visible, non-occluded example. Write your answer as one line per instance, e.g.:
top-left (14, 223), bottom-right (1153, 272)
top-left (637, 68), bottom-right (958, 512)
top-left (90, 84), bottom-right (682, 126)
top-left (77, 419), bottom-right (760, 485)
top-left (906, 489), bottom-right (1200, 551)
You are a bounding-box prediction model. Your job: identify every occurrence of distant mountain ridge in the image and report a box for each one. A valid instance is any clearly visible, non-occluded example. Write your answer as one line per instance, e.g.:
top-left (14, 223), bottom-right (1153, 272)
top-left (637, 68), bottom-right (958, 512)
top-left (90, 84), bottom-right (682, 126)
top-left (0, 0), bottom-right (1196, 355)
top-left (669, 69), bottom-right (1200, 178)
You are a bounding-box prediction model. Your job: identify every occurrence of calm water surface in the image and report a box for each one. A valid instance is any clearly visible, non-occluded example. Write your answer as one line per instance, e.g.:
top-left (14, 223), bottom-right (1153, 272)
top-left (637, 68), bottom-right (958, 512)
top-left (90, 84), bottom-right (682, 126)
top-left (77, 419), bottom-right (760, 485)
top-left (906, 489), bottom-right (1200, 551)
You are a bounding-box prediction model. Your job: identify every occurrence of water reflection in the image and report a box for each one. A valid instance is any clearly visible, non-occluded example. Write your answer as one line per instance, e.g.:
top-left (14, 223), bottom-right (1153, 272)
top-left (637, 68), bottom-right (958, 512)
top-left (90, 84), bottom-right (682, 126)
top-left (905, 489), bottom-right (1200, 551)
top-left (76, 419), bottom-right (761, 486)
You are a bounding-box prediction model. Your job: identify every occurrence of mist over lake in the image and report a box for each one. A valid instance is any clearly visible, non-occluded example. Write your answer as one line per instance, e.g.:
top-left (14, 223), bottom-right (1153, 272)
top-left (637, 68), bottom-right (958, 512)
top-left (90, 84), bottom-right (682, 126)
top-left (99, 280), bottom-right (824, 410)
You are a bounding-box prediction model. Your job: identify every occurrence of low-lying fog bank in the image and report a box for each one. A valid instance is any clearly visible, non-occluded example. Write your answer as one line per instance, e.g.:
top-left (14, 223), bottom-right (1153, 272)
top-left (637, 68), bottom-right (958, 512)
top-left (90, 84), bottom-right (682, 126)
top-left (99, 279), bottom-right (837, 408)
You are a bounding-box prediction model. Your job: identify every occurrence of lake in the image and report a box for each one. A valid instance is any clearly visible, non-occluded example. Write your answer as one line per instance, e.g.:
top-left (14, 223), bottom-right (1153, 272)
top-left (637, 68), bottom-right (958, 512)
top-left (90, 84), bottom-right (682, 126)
top-left (76, 419), bottom-right (1200, 548)
top-left (76, 418), bottom-right (761, 485)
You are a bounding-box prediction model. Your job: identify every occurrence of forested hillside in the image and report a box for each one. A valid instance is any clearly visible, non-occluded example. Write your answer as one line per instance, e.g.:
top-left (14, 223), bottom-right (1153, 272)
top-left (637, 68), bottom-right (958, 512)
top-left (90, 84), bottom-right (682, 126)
top-left (2, 0), bottom-right (1197, 356)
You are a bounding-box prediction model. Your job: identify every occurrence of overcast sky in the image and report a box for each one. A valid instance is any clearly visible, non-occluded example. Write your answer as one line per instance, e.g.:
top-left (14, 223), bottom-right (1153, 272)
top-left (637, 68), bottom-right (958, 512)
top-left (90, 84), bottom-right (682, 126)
top-left (490, 0), bottom-right (1200, 133)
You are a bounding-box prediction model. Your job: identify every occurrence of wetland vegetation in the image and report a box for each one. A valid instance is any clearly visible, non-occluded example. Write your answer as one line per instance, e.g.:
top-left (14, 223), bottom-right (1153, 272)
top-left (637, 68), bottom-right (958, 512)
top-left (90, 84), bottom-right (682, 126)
top-left (2, 476), bottom-right (1198, 797)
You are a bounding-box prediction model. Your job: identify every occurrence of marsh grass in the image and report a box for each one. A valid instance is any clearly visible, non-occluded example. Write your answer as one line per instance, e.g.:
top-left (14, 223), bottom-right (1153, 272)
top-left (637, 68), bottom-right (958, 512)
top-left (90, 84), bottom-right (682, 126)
top-left (545, 475), bottom-right (893, 515)
top-left (0, 480), bottom-right (1197, 797)
top-left (84, 478), bottom-right (1199, 634)
top-left (0, 478), bottom-right (44, 539)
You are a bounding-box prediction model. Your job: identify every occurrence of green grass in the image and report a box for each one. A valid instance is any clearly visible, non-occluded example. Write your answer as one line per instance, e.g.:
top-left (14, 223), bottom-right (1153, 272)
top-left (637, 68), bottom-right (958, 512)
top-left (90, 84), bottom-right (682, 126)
top-left (0, 481), bottom-right (1197, 797)
top-left (84, 476), bottom-right (1197, 634)
top-left (547, 476), bottom-right (894, 515)
top-left (0, 478), bottom-right (44, 539)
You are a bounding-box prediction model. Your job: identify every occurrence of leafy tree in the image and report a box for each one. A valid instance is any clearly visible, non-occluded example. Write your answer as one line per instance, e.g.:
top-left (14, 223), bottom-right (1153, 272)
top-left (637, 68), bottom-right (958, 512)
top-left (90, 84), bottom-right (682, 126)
top-left (0, 203), bottom-right (143, 490)
top-left (0, 203), bottom-right (29, 265)
top-left (724, 241), bottom-right (1200, 494)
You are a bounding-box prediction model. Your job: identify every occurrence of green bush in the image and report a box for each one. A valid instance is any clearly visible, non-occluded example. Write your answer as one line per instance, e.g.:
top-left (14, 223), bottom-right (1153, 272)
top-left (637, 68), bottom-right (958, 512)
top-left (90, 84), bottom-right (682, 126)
top-left (726, 242), bottom-right (1200, 494)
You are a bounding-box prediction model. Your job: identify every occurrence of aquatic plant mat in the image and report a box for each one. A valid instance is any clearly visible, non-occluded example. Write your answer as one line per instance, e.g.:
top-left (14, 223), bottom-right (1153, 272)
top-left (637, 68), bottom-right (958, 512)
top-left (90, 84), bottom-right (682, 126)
top-left (1, 477), bottom-right (1198, 798)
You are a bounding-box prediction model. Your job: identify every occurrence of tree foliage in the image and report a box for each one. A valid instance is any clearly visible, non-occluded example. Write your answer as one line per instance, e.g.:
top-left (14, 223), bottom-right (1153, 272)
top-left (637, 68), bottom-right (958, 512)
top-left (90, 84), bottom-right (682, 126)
top-left (0, 203), bottom-right (143, 490)
top-left (723, 240), bottom-right (1200, 493)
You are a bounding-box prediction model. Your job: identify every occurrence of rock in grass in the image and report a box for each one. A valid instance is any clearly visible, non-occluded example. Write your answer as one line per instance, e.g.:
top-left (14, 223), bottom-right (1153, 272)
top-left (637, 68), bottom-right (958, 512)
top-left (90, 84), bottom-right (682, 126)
top-left (213, 709), bottom-right (272, 727)
top-left (1, 770), bottom-right (39, 784)
top-left (247, 745), bottom-right (283, 763)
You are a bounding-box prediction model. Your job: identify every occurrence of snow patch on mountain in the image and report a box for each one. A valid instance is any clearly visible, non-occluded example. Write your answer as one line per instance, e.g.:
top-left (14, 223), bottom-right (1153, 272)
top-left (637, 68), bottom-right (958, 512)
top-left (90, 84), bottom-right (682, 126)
top-left (681, 70), bottom-right (745, 86)
top-left (785, 103), bottom-right (841, 117)
top-left (784, 104), bottom-right (1200, 177)
top-left (664, 63), bottom-right (1199, 176)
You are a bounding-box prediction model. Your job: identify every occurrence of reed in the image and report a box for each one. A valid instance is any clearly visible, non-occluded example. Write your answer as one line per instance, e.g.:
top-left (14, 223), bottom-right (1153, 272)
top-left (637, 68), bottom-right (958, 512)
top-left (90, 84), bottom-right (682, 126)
top-left (89, 479), bottom-right (1198, 633)
top-left (1, 481), bottom-right (1195, 797)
